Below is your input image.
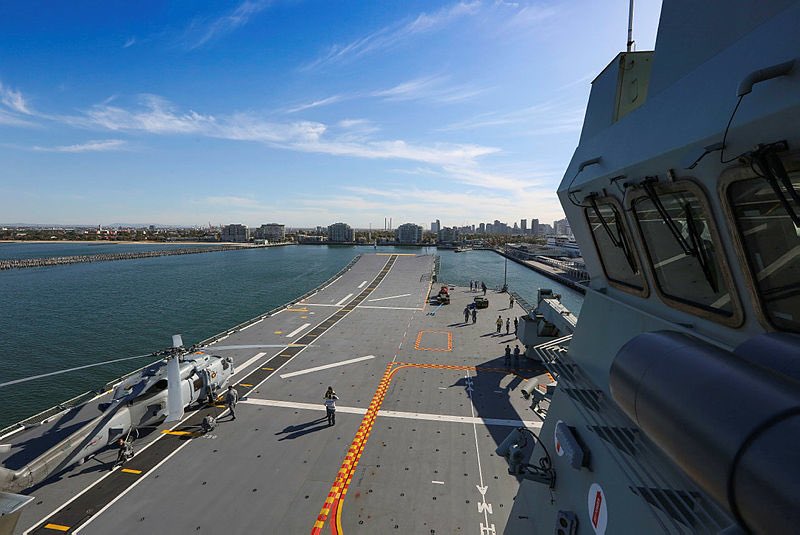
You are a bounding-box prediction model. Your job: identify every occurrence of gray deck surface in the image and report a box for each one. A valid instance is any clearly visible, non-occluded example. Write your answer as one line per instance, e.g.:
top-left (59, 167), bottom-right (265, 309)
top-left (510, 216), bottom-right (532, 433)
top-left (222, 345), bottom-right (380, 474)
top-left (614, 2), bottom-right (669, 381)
top-left (5, 254), bottom-right (552, 534)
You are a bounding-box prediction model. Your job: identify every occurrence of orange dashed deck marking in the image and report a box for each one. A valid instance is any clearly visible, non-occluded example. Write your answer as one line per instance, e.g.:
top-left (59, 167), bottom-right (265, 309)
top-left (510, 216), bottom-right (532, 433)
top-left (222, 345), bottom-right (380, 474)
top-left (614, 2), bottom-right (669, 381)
top-left (413, 330), bottom-right (453, 352)
top-left (310, 361), bottom-right (534, 534)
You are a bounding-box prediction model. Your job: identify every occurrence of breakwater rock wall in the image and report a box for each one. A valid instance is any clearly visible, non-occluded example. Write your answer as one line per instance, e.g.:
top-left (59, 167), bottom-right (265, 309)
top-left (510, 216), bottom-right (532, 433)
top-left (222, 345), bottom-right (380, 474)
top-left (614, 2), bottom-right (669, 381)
top-left (0, 245), bottom-right (259, 270)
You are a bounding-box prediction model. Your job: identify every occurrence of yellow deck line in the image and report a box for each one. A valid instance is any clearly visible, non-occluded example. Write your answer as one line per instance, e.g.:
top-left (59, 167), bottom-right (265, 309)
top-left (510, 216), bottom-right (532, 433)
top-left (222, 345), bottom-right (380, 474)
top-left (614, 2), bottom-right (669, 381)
top-left (43, 524), bottom-right (70, 532)
top-left (161, 430), bottom-right (193, 436)
top-left (121, 468), bottom-right (142, 474)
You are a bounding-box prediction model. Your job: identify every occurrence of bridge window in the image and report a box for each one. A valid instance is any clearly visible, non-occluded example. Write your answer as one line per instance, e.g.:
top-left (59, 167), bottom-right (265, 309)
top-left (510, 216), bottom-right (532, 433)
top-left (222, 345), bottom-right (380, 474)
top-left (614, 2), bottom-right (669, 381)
top-left (585, 197), bottom-right (646, 293)
top-left (728, 171), bottom-right (800, 332)
top-left (631, 181), bottom-right (739, 322)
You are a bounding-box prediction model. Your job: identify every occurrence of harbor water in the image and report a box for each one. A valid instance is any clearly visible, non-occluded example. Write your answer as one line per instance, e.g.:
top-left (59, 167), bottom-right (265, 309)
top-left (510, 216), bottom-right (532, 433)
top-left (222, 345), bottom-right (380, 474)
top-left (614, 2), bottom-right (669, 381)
top-left (0, 244), bottom-right (583, 429)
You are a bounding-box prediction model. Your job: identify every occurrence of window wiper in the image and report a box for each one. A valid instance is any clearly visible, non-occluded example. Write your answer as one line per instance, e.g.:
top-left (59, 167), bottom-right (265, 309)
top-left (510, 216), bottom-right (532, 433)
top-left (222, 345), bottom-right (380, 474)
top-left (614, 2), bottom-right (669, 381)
top-left (751, 145), bottom-right (800, 227)
top-left (588, 195), bottom-right (638, 273)
top-left (641, 179), bottom-right (693, 255)
top-left (684, 202), bottom-right (719, 293)
top-left (641, 178), bottom-right (719, 292)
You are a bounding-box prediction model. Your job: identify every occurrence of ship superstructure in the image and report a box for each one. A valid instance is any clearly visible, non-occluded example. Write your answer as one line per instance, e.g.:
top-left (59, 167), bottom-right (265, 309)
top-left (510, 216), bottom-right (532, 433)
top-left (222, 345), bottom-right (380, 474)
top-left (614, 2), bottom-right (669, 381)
top-left (512, 1), bottom-right (800, 533)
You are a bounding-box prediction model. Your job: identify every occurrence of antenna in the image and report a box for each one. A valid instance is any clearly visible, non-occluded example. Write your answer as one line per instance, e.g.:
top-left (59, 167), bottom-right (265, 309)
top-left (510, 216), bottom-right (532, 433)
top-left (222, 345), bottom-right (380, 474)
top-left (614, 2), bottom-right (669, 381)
top-left (626, 0), bottom-right (635, 52)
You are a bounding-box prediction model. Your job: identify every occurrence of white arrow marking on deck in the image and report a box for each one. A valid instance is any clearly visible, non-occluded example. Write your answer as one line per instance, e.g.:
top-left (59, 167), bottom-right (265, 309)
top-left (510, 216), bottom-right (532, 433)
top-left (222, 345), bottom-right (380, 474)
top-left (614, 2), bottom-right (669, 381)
top-left (367, 293), bottom-right (411, 302)
top-left (358, 280), bottom-right (368, 288)
top-left (279, 355), bottom-right (375, 378)
top-left (335, 293), bottom-right (353, 306)
top-left (239, 398), bottom-right (542, 428)
top-left (432, 480), bottom-right (445, 485)
top-left (285, 323), bottom-right (312, 338)
top-left (466, 370), bottom-right (493, 532)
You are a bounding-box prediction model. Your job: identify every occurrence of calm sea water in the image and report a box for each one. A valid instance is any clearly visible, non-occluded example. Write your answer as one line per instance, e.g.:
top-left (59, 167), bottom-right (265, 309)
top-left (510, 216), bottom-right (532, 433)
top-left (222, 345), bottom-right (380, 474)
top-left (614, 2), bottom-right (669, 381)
top-left (0, 244), bottom-right (582, 429)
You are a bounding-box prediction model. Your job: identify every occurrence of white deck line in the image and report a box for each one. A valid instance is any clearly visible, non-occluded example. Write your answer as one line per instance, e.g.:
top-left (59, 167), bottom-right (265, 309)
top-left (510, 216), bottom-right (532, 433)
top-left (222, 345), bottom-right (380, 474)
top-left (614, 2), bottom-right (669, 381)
top-left (279, 355), bottom-right (375, 378)
top-left (285, 323), bottom-right (312, 338)
top-left (239, 318), bottom-right (264, 331)
top-left (235, 352), bottom-right (268, 373)
top-left (240, 398), bottom-right (542, 428)
top-left (356, 305), bottom-right (424, 311)
top-left (358, 280), bottom-right (368, 288)
top-left (335, 293), bottom-right (353, 306)
top-left (367, 293), bottom-right (411, 302)
top-left (303, 303), bottom-right (344, 307)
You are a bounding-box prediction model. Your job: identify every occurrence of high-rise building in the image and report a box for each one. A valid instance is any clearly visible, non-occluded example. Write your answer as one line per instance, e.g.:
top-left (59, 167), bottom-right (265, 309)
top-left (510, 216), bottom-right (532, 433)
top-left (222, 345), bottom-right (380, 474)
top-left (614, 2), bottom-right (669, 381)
top-left (478, 223), bottom-right (486, 234)
top-left (430, 219), bottom-right (441, 233)
top-left (437, 227), bottom-right (458, 243)
top-left (521, 219), bottom-right (527, 233)
top-left (262, 223), bottom-right (285, 242)
top-left (554, 218), bottom-right (572, 237)
top-left (221, 224), bottom-right (250, 243)
top-left (531, 218), bottom-right (540, 236)
top-left (396, 223), bottom-right (423, 244)
top-left (328, 222), bottom-right (354, 243)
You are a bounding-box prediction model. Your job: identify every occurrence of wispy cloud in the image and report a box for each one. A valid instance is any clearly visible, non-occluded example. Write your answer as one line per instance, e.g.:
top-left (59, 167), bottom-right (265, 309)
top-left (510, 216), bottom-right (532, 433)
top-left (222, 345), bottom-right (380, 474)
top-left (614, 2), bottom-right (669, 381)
top-left (32, 139), bottom-right (127, 153)
top-left (440, 95), bottom-right (584, 135)
top-left (182, 1), bottom-right (270, 50)
top-left (369, 75), bottom-right (486, 103)
top-left (59, 94), bottom-right (498, 169)
top-left (285, 95), bottom-right (345, 114)
top-left (285, 75), bottom-right (485, 114)
top-left (0, 81), bottom-right (33, 115)
top-left (123, 37), bottom-right (137, 48)
top-left (302, 2), bottom-right (480, 70)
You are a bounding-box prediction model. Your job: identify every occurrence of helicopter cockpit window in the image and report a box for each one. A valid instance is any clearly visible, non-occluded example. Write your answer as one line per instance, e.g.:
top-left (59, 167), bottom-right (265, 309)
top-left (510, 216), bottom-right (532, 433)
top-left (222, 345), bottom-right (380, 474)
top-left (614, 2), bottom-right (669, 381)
top-left (632, 184), bottom-right (735, 317)
top-left (728, 171), bottom-right (800, 332)
top-left (585, 198), bottom-right (645, 291)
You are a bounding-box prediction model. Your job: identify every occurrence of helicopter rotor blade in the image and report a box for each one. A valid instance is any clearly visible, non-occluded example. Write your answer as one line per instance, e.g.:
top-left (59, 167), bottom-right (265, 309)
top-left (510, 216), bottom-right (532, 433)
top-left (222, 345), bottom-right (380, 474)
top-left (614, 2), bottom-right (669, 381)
top-left (0, 353), bottom-right (156, 389)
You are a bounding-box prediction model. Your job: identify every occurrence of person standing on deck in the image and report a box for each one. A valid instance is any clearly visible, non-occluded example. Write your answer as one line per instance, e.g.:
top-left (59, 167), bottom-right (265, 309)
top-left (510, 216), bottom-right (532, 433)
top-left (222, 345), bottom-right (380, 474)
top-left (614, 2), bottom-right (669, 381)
top-left (513, 345), bottom-right (521, 368)
top-left (324, 387), bottom-right (338, 426)
top-left (482, 282), bottom-right (487, 295)
top-left (504, 345), bottom-right (512, 367)
top-left (509, 295), bottom-right (515, 309)
top-left (514, 317), bottom-right (519, 336)
top-left (464, 306), bottom-right (470, 324)
top-left (472, 308), bottom-right (477, 324)
top-left (226, 385), bottom-right (238, 420)
top-left (505, 318), bottom-right (511, 335)
top-left (496, 315), bottom-right (503, 334)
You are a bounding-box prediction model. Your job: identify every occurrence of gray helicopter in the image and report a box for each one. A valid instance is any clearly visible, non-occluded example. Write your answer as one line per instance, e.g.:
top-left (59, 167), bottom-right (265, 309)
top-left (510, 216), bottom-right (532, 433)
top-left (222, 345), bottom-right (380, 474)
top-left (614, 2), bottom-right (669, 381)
top-left (0, 335), bottom-right (234, 492)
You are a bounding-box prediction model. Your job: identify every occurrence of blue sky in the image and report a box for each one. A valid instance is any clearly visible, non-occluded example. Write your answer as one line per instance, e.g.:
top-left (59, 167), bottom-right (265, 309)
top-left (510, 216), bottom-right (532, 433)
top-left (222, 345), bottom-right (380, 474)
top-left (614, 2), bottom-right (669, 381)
top-left (0, 1), bottom-right (662, 229)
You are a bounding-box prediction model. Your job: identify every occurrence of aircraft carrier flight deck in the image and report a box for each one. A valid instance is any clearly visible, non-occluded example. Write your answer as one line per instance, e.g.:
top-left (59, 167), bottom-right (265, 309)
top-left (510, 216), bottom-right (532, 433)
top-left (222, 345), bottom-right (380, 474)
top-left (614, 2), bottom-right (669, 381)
top-left (1, 253), bottom-right (554, 534)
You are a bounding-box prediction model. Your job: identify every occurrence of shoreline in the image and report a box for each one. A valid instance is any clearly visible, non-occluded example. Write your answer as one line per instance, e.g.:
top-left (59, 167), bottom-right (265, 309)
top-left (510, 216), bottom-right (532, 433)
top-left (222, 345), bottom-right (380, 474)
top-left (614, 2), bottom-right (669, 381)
top-left (491, 247), bottom-right (587, 294)
top-left (0, 240), bottom-right (255, 246)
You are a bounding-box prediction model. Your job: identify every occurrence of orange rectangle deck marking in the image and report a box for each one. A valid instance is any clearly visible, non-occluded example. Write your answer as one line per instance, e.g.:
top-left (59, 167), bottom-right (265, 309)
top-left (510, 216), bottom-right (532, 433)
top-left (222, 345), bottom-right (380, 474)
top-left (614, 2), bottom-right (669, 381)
top-left (261, 367), bottom-right (274, 370)
top-left (414, 330), bottom-right (453, 352)
top-left (160, 430), bottom-right (193, 436)
top-left (238, 383), bottom-right (253, 387)
top-left (121, 468), bottom-right (142, 474)
top-left (43, 524), bottom-right (70, 532)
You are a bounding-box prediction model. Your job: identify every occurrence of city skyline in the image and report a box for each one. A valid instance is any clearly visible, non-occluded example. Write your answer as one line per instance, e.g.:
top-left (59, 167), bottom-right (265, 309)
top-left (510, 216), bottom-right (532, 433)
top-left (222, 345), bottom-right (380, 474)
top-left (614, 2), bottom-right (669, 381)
top-left (0, 1), bottom-right (662, 227)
